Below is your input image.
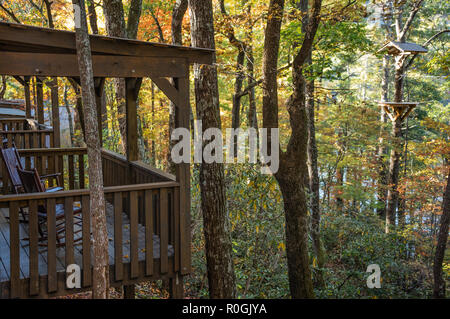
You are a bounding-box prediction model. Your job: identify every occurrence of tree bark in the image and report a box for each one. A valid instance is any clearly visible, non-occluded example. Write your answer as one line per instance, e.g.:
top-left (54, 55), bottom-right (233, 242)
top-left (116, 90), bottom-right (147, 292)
top-left (433, 170), bottom-right (450, 298)
top-left (63, 84), bottom-right (75, 146)
top-left (126, 0), bottom-right (142, 39)
top-left (87, 0), bottom-right (99, 34)
top-left (189, 0), bottom-right (236, 298)
top-left (103, 0), bottom-right (127, 152)
top-left (385, 115), bottom-right (402, 233)
top-left (262, 0), bottom-right (322, 298)
top-left (306, 76), bottom-right (325, 289)
top-left (72, 0), bottom-right (109, 299)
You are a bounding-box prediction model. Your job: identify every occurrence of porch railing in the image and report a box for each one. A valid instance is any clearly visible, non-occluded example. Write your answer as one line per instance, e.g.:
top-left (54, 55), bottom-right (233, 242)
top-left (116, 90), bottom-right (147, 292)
top-left (1, 181), bottom-right (180, 298)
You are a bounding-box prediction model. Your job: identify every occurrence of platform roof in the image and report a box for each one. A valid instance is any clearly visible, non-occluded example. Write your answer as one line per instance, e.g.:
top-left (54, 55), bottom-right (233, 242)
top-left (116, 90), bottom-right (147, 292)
top-left (0, 22), bottom-right (214, 78)
top-left (377, 41), bottom-right (428, 55)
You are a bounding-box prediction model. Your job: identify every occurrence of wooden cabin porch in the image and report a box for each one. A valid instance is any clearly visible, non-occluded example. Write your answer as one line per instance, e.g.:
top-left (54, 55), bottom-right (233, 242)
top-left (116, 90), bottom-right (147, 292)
top-left (0, 147), bottom-right (184, 298)
top-left (0, 21), bottom-right (213, 299)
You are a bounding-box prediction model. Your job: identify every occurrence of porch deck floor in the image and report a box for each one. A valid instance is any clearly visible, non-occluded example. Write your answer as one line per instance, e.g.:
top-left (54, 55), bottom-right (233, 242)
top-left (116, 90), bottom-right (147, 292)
top-left (0, 202), bottom-right (173, 282)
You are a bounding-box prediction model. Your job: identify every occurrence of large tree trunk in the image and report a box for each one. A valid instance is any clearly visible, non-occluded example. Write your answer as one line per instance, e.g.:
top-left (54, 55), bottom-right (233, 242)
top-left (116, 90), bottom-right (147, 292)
top-left (103, 0), bottom-right (141, 153)
top-left (262, 0), bottom-right (322, 298)
top-left (72, 0), bottom-right (109, 299)
top-left (189, 0), bottom-right (236, 298)
top-left (433, 170), bottom-right (450, 298)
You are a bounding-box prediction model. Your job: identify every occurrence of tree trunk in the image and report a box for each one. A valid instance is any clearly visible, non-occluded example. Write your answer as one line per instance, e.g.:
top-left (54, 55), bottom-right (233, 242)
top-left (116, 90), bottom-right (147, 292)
top-left (63, 84), bottom-right (75, 146)
top-left (245, 4), bottom-right (257, 130)
top-left (87, 0), bottom-right (99, 34)
top-left (385, 115), bottom-right (402, 233)
top-left (72, 0), bottom-right (109, 299)
top-left (433, 170), bottom-right (450, 298)
top-left (377, 53), bottom-right (390, 218)
top-left (262, 0), bottom-right (322, 298)
top-left (189, 0), bottom-right (236, 298)
top-left (306, 77), bottom-right (325, 289)
top-left (103, 0), bottom-right (143, 153)
top-left (385, 56), bottom-right (405, 233)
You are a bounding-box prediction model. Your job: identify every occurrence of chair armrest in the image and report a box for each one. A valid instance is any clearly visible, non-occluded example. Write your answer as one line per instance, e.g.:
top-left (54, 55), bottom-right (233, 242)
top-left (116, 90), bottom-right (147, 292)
top-left (40, 173), bottom-right (61, 180)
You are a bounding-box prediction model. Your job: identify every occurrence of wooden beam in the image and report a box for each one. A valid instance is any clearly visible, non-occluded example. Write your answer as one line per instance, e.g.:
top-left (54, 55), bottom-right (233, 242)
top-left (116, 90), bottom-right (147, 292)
top-left (50, 78), bottom-right (60, 147)
top-left (35, 77), bottom-right (44, 124)
top-left (174, 67), bottom-right (191, 275)
top-left (0, 52), bottom-right (187, 78)
top-left (24, 76), bottom-right (32, 118)
top-left (125, 78), bottom-right (142, 162)
top-left (150, 77), bottom-right (180, 106)
top-left (0, 22), bottom-right (214, 65)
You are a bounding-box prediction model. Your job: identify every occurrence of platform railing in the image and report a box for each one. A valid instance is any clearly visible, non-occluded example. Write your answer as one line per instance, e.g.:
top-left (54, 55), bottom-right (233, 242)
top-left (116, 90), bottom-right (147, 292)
top-left (1, 181), bottom-right (180, 298)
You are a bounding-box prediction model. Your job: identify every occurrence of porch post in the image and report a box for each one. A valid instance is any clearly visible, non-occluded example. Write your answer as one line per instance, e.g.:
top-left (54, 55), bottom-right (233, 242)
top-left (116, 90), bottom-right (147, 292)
top-left (50, 78), bottom-right (60, 147)
top-left (125, 77), bottom-right (142, 162)
top-left (36, 77), bottom-right (44, 124)
top-left (170, 63), bottom-right (191, 298)
top-left (24, 76), bottom-right (32, 119)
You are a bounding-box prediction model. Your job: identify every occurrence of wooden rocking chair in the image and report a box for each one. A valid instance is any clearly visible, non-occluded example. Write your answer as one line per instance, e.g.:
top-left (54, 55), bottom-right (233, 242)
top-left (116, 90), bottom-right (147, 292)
top-left (0, 142), bottom-right (62, 195)
top-left (17, 167), bottom-right (83, 247)
top-left (1, 143), bottom-right (62, 224)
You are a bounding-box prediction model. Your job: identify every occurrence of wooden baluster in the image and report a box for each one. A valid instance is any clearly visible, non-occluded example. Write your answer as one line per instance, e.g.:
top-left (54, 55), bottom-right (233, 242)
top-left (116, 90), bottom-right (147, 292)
top-left (160, 188), bottom-right (168, 274)
top-left (174, 187), bottom-right (180, 272)
top-left (65, 197), bottom-right (74, 268)
top-left (145, 189), bottom-right (154, 276)
top-left (82, 195), bottom-right (91, 287)
top-left (114, 192), bottom-right (123, 281)
top-left (29, 200), bottom-right (39, 296)
top-left (47, 198), bottom-right (57, 293)
top-left (9, 201), bottom-right (20, 298)
top-left (68, 155), bottom-right (75, 190)
top-left (130, 191), bottom-right (138, 279)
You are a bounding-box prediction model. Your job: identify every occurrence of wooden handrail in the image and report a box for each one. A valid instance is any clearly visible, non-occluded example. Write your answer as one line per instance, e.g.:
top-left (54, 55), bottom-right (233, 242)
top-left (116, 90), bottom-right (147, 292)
top-left (0, 181), bottom-right (180, 202)
top-left (18, 147), bottom-right (87, 154)
top-left (0, 129), bottom-right (54, 134)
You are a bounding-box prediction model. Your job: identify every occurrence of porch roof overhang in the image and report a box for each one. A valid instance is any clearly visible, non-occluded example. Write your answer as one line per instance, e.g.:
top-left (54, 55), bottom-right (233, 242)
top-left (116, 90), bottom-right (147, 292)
top-left (0, 22), bottom-right (215, 78)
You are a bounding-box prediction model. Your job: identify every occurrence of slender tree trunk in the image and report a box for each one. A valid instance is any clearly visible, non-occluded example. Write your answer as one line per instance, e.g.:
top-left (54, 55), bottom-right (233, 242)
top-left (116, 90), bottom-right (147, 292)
top-left (299, 0), bottom-right (324, 289)
top-left (245, 4), bottom-right (257, 129)
top-left (72, 0), bottom-right (109, 299)
top-left (385, 55), bottom-right (405, 233)
top-left (306, 76), bottom-right (325, 289)
top-left (377, 54), bottom-right (390, 218)
top-left (189, 0), bottom-right (236, 298)
top-left (385, 116), bottom-right (402, 233)
top-left (63, 84), bottom-right (75, 146)
top-left (87, 0), bottom-right (99, 34)
top-left (433, 170), bottom-right (450, 298)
